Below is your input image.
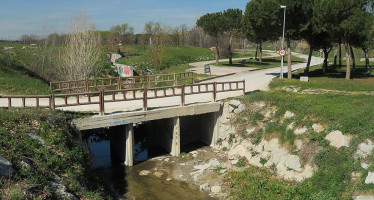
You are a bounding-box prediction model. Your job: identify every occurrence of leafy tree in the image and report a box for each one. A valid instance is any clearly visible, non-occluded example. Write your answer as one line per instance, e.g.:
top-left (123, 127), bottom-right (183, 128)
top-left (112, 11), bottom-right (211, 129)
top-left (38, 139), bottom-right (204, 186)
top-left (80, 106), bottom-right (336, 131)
top-left (222, 8), bottom-right (243, 65)
top-left (197, 12), bottom-right (225, 64)
top-left (110, 23), bottom-right (135, 36)
top-left (244, 0), bottom-right (281, 62)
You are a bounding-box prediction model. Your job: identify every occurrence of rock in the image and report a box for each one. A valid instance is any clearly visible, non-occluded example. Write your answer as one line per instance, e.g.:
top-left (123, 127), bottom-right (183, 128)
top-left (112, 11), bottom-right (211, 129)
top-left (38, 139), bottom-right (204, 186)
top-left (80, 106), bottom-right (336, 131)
top-left (211, 186), bottom-right (221, 193)
top-left (228, 145), bottom-right (246, 160)
top-left (246, 128), bottom-right (255, 134)
top-left (220, 117), bottom-right (230, 124)
top-left (234, 108), bottom-right (242, 114)
top-left (50, 182), bottom-right (78, 200)
top-left (356, 139), bottom-right (374, 159)
top-left (229, 100), bottom-right (241, 108)
top-left (219, 169), bottom-right (228, 174)
top-left (263, 138), bottom-right (280, 152)
top-left (361, 162), bottom-right (370, 169)
top-left (354, 196), bottom-right (374, 200)
top-left (164, 158), bottom-right (170, 162)
top-left (231, 159), bottom-right (239, 165)
top-left (295, 140), bottom-right (303, 150)
top-left (285, 155), bottom-right (302, 172)
top-left (153, 172), bottom-right (163, 178)
top-left (365, 172), bottom-right (374, 184)
top-left (228, 105), bottom-right (236, 113)
top-left (222, 141), bottom-right (229, 148)
top-left (25, 132), bottom-right (45, 145)
top-left (209, 158), bottom-right (221, 167)
top-left (166, 178), bottom-right (172, 181)
top-left (200, 183), bottom-right (210, 191)
top-left (287, 122), bottom-right (294, 130)
top-left (238, 104), bottom-right (246, 112)
top-left (139, 170), bottom-right (150, 176)
top-left (0, 156), bottom-right (14, 177)
top-left (284, 111), bottom-right (295, 119)
top-left (294, 127), bottom-right (308, 135)
top-left (312, 124), bottom-right (324, 133)
top-left (325, 131), bottom-right (350, 148)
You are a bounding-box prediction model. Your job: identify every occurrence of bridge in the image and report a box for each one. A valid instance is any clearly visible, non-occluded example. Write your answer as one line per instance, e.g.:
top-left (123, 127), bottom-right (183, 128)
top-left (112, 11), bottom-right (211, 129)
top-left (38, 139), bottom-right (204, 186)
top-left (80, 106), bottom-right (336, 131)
top-left (0, 53), bottom-right (322, 166)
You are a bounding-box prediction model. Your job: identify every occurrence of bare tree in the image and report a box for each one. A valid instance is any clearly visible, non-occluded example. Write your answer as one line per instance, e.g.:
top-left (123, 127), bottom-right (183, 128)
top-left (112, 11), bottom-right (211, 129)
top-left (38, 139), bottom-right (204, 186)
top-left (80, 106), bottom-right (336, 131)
top-left (57, 10), bottom-right (101, 80)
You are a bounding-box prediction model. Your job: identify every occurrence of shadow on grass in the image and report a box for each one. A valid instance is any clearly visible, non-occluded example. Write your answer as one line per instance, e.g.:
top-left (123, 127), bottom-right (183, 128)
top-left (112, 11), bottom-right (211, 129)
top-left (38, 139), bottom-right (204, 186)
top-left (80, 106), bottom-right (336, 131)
top-left (295, 65), bottom-right (373, 80)
top-left (0, 60), bottom-right (49, 84)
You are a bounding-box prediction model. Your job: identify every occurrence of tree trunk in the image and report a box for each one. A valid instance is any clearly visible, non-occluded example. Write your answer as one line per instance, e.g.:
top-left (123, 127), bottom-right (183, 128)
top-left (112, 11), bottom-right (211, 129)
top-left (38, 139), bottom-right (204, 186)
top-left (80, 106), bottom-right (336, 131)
top-left (287, 38), bottom-right (292, 79)
top-left (323, 47), bottom-right (329, 74)
top-left (255, 44), bottom-right (258, 60)
top-left (339, 43), bottom-right (342, 67)
top-left (350, 45), bottom-right (356, 74)
top-left (259, 42), bottom-right (263, 63)
top-left (305, 45), bottom-right (313, 75)
top-left (344, 43), bottom-right (351, 79)
top-left (363, 48), bottom-right (371, 74)
top-left (229, 35), bottom-right (233, 65)
top-left (333, 45), bottom-right (338, 68)
top-left (215, 37), bottom-right (219, 65)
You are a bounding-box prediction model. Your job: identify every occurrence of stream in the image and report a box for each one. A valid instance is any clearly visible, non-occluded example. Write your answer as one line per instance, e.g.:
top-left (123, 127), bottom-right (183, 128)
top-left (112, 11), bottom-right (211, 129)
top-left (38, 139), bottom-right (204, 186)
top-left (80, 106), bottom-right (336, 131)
top-left (84, 128), bottom-right (213, 200)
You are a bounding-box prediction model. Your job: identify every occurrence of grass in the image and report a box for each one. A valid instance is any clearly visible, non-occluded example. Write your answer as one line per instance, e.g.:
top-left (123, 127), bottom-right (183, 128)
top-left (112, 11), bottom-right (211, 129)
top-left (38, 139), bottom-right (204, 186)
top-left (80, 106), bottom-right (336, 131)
top-left (216, 56), bottom-right (305, 68)
top-left (116, 45), bottom-right (215, 71)
top-left (0, 108), bottom-right (107, 199)
top-left (270, 62), bottom-right (374, 92)
top-left (0, 61), bottom-right (51, 95)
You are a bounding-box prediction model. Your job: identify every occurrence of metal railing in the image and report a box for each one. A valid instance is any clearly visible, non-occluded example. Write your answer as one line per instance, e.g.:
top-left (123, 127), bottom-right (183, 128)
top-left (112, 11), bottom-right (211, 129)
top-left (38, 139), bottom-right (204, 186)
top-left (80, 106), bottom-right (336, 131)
top-left (1, 80), bottom-right (245, 115)
top-left (49, 72), bottom-right (195, 93)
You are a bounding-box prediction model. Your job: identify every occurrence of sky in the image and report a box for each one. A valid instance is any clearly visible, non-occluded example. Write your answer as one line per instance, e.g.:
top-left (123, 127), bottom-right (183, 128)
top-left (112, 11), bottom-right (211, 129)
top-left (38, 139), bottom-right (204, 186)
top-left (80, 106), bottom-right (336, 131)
top-left (0, 0), bottom-right (249, 40)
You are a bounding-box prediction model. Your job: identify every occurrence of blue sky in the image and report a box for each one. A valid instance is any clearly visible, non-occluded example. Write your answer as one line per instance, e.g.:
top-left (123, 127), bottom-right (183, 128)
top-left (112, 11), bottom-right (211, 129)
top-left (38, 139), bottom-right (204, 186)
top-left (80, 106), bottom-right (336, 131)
top-left (0, 0), bottom-right (248, 40)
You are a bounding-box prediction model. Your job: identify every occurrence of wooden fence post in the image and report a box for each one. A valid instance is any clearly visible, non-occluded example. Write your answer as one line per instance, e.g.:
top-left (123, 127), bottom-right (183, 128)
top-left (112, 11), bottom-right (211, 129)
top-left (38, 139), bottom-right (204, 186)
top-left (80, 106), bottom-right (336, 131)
top-left (50, 94), bottom-right (55, 110)
top-left (143, 88), bottom-right (148, 111)
top-left (181, 85), bottom-right (185, 106)
top-left (174, 73), bottom-right (177, 86)
top-left (242, 80), bottom-right (246, 96)
top-left (99, 91), bottom-right (105, 116)
top-left (8, 97), bottom-right (11, 108)
top-left (191, 72), bottom-right (194, 84)
top-left (213, 82), bottom-right (217, 102)
top-left (50, 82), bottom-right (53, 92)
top-left (85, 78), bottom-right (89, 92)
top-left (147, 75), bottom-right (151, 88)
top-left (118, 77), bottom-right (122, 90)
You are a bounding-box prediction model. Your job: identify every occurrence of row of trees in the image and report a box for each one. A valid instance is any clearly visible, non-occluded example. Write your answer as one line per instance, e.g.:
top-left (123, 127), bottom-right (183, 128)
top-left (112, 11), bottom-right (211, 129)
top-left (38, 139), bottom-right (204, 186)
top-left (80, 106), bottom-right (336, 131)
top-left (197, 0), bottom-right (374, 79)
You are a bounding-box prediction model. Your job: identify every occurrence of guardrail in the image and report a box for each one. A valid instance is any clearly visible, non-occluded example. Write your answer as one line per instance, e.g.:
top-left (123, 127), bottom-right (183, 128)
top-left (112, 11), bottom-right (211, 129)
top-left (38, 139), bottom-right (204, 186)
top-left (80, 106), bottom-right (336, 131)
top-left (1, 80), bottom-right (245, 115)
top-left (49, 72), bottom-right (194, 93)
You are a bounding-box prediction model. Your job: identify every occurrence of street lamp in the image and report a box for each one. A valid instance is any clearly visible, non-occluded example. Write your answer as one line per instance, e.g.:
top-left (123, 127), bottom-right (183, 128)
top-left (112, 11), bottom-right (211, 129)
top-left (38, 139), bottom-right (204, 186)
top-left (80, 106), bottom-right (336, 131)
top-left (280, 5), bottom-right (286, 79)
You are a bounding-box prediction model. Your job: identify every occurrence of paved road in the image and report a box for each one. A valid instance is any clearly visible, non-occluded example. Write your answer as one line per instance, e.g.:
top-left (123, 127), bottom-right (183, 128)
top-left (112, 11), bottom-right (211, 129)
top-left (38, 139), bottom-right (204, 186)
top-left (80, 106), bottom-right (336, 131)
top-left (0, 52), bottom-right (322, 114)
top-left (200, 52), bottom-right (323, 92)
top-left (189, 51), bottom-right (279, 75)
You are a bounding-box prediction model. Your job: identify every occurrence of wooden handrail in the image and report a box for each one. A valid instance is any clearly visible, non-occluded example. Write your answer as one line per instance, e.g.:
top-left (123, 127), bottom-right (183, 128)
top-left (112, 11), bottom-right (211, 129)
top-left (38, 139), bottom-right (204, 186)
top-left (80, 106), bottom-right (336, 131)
top-left (2, 80), bottom-right (245, 116)
top-left (50, 72), bottom-right (195, 93)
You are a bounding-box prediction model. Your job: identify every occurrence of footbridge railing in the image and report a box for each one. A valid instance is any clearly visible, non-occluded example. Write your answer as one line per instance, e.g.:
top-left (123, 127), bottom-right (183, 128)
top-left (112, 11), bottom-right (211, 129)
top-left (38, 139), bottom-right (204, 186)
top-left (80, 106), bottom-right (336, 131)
top-left (1, 80), bottom-right (245, 115)
top-left (49, 72), bottom-right (194, 93)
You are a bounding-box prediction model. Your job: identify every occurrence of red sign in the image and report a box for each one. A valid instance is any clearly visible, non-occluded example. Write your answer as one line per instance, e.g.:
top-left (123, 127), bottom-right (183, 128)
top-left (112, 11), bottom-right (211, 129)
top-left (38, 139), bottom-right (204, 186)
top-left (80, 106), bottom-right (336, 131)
top-left (279, 49), bottom-right (287, 57)
top-left (319, 49), bottom-right (324, 53)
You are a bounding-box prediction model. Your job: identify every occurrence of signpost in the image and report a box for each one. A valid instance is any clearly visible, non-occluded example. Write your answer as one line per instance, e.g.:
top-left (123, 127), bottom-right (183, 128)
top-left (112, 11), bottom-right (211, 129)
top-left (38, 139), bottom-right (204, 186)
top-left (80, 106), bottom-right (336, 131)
top-left (204, 64), bottom-right (211, 75)
top-left (279, 49), bottom-right (287, 57)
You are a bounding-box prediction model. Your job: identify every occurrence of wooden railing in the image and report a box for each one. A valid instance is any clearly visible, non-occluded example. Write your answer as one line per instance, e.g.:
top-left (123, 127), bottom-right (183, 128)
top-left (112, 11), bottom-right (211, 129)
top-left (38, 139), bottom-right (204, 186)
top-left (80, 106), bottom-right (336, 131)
top-left (50, 72), bottom-right (194, 93)
top-left (1, 80), bottom-right (245, 115)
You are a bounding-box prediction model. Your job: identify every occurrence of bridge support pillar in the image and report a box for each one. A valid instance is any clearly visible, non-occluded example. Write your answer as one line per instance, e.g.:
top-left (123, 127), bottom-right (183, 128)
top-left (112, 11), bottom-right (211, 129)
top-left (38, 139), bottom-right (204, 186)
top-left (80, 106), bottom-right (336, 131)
top-left (110, 124), bottom-right (134, 166)
top-left (171, 117), bottom-right (180, 156)
top-left (211, 111), bottom-right (220, 147)
top-left (125, 123), bottom-right (134, 166)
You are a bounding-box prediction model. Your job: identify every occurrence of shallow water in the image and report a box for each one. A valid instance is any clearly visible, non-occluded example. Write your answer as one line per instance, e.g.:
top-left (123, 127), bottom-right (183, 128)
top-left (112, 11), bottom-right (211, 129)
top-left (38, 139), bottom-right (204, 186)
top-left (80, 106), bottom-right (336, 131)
top-left (85, 129), bottom-right (213, 200)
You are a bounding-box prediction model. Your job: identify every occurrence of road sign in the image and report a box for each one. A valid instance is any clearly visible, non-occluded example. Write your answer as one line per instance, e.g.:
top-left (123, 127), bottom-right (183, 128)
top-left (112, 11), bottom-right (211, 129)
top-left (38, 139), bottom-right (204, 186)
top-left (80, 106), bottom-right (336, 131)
top-left (204, 64), bottom-right (211, 75)
top-left (319, 49), bottom-right (324, 53)
top-left (279, 49), bottom-right (287, 57)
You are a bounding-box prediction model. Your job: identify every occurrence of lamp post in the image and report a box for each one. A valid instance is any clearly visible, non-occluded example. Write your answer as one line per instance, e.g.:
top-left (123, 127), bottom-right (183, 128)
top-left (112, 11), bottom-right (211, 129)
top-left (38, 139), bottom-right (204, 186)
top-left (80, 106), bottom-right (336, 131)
top-left (280, 5), bottom-right (286, 79)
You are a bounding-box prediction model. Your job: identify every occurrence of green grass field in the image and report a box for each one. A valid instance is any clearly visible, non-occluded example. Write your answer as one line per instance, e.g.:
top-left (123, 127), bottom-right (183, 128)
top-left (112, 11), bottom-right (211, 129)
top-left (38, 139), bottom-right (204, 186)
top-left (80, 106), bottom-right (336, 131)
top-left (0, 61), bottom-right (51, 95)
top-left (270, 61), bottom-right (374, 92)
